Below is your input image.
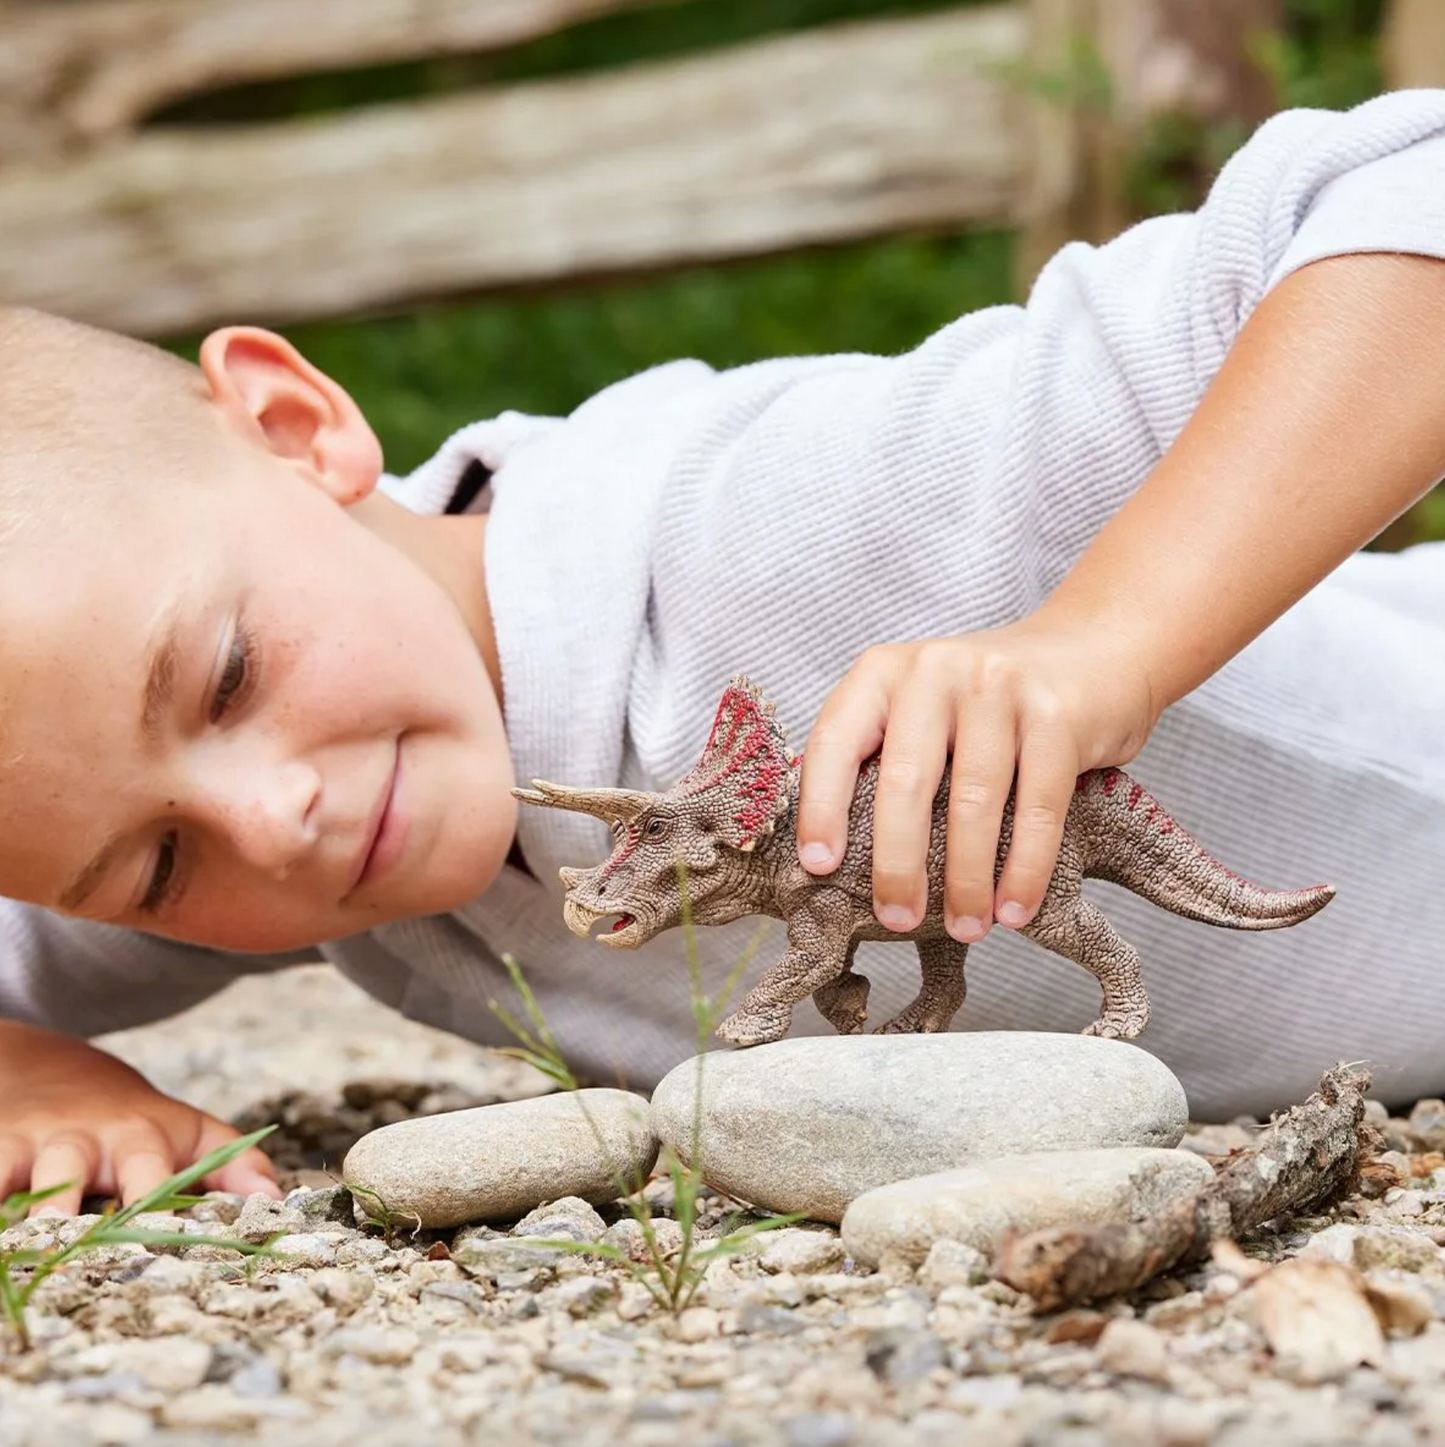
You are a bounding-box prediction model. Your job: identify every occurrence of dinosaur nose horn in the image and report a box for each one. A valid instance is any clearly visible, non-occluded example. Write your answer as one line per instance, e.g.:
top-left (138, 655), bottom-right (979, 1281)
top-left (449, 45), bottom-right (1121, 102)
top-left (558, 866), bottom-right (585, 891)
top-left (512, 780), bottom-right (652, 825)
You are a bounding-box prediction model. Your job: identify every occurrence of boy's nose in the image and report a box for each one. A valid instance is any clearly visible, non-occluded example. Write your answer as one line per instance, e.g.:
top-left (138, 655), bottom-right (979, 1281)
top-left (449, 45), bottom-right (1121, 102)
top-left (202, 760), bottom-right (322, 878)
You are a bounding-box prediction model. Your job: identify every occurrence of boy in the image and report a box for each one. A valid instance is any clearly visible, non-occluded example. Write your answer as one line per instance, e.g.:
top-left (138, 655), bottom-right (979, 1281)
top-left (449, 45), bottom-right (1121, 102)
top-left (3, 89), bottom-right (1445, 1214)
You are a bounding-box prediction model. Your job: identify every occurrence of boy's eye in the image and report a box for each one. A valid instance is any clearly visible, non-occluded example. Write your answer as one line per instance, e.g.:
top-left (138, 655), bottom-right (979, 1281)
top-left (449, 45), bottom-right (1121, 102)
top-left (210, 626), bottom-right (256, 722)
top-left (140, 831), bottom-right (178, 914)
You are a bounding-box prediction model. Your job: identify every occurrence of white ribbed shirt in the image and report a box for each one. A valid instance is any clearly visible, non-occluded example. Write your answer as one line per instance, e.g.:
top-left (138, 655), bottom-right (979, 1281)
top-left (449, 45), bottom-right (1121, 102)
top-left (6, 91), bottom-right (1445, 1120)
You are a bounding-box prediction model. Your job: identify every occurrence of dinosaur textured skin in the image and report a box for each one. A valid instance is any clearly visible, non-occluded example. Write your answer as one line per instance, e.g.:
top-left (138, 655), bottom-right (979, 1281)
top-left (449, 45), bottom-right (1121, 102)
top-left (512, 677), bottom-right (1334, 1047)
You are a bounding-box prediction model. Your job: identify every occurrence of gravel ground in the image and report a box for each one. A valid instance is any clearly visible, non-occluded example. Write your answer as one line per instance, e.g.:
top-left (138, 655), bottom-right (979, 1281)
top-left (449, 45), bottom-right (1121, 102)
top-left (2, 963), bottom-right (1444, 1447)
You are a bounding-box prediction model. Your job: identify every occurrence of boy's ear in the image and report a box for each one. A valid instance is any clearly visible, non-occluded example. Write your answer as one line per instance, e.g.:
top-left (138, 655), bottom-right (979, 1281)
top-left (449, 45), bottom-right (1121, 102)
top-left (198, 327), bottom-right (382, 505)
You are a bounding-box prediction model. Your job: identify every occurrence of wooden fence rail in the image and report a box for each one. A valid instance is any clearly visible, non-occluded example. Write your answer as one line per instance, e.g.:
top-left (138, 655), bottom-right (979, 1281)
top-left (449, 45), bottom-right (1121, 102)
top-left (0, 0), bottom-right (1331, 336)
top-left (0, 7), bottom-right (1026, 334)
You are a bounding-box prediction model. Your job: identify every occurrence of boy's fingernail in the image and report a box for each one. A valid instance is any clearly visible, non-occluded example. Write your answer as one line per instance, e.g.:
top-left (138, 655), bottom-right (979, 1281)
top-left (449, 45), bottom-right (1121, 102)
top-left (996, 901), bottom-right (1031, 929)
top-left (799, 842), bottom-right (835, 870)
top-left (948, 915), bottom-right (987, 943)
top-left (876, 904), bottom-right (916, 932)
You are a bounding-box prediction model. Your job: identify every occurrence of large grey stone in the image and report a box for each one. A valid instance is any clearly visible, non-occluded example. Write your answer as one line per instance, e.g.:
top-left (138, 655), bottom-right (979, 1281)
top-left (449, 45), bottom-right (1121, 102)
top-left (840, 1146), bottom-right (1216, 1266)
top-left (341, 1088), bottom-right (656, 1229)
top-left (650, 1033), bottom-right (1188, 1223)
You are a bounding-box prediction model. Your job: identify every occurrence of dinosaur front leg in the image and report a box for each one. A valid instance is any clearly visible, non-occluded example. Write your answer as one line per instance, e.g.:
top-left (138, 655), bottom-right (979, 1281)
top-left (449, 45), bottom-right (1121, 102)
top-left (812, 943), bottom-right (870, 1035)
top-left (876, 935), bottom-right (968, 1034)
top-left (716, 893), bottom-right (854, 1047)
top-left (1024, 896), bottom-right (1151, 1040)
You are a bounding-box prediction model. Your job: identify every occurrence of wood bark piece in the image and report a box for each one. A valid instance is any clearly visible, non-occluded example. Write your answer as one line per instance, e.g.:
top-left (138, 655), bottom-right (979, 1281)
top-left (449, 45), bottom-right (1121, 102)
top-left (0, 0), bottom-right (663, 151)
top-left (0, 7), bottom-right (1027, 335)
top-left (994, 1065), bottom-right (1375, 1311)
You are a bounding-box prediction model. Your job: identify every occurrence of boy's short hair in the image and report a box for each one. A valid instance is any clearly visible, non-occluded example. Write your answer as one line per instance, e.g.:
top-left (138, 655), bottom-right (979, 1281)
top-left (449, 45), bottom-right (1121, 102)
top-left (0, 307), bottom-right (212, 541)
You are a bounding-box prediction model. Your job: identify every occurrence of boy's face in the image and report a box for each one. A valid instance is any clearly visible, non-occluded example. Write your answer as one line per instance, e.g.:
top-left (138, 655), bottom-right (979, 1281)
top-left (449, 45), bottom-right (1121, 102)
top-left (0, 330), bottom-right (516, 952)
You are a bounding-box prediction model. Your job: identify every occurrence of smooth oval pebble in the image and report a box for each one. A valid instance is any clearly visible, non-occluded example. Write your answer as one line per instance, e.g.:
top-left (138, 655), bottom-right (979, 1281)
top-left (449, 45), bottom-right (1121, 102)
top-left (342, 1089), bottom-right (657, 1229)
top-left (651, 1033), bottom-right (1188, 1223)
top-left (840, 1146), bottom-right (1216, 1266)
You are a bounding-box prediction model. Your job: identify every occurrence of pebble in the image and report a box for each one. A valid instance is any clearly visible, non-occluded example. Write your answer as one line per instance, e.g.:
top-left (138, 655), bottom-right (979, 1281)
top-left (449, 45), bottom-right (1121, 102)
top-left (286, 1184), bottom-right (358, 1229)
top-left (270, 1233), bottom-right (339, 1267)
top-left (1304, 1224), bottom-right (1443, 1273)
top-left (233, 1194), bottom-right (307, 1245)
top-left (757, 1228), bottom-right (848, 1275)
top-left (62, 1339), bottom-right (214, 1393)
top-left (512, 1197), bottom-right (608, 1243)
top-left (782, 1413), bottom-right (856, 1447)
top-left (918, 1239), bottom-right (991, 1291)
top-left (342, 1089), bottom-right (657, 1229)
top-left (651, 1034), bottom-right (1188, 1222)
top-left (546, 1277), bottom-right (616, 1317)
top-left (325, 1326), bottom-right (421, 1366)
top-left (1094, 1319), bottom-right (1173, 1384)
top-left (840, 1146), bottom-right (1215, 1266)
top-left (863, 1326), bottom-right (948, 1385)
top-left (675, 1307), bottom-right (722, 1342)
top-left (1409, 1099), bottom-right (1445, 1152)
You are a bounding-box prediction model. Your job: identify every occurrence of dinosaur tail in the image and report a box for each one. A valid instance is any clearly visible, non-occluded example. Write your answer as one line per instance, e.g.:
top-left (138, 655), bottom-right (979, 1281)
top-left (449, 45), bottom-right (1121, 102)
top-left (1076, 768), bottom-right (1335, 930)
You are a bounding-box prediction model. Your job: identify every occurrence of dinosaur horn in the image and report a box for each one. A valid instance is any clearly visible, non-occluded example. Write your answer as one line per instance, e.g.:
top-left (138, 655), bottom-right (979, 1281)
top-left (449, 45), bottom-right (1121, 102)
top-left (511, 780), bottom-right (652, 825)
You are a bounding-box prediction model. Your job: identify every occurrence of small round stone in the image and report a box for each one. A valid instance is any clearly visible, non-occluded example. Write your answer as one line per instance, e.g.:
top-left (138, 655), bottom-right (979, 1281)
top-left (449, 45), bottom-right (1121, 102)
top-left (342, 1089), bottom-right (657, 1229)
top-left (840, 1146), bottom-right (1215, 1266)
top-left (651, 1033), bottom-right (1189, 1222)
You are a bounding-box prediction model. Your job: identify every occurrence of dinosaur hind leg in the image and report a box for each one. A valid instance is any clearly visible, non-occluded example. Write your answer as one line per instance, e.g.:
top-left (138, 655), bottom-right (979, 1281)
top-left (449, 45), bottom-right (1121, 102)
top-left (876, 936), bottom-right (968, 1034)
top-left (813, 964), bottom-right (871, 1035)
top-left (1024, 898), bottom-right (1150, 1040)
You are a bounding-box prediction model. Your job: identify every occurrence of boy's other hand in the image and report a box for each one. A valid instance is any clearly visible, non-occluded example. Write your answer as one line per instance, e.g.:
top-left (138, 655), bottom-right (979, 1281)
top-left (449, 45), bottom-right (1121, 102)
top-left (796, 623), bottom-right (1157, 944)
top-left (0, 1020), bottom-right (281, 1217)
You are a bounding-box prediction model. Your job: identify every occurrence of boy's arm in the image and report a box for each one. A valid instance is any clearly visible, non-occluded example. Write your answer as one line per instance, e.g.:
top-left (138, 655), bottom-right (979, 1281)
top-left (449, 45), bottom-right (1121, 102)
top-left (798, 250), bottom-right (1445, 937)
top-left (0, 902), bottom-right (307, 1212)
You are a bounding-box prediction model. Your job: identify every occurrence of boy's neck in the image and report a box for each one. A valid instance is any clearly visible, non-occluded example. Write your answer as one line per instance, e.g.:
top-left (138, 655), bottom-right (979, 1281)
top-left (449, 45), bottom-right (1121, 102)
top-left (351, 494), bottom-right (503, 711)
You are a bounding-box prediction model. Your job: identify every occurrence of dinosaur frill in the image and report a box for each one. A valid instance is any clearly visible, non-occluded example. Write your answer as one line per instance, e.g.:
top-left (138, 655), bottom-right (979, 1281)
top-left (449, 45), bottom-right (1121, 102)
top-left (676, 675), bottom-right (796, 851)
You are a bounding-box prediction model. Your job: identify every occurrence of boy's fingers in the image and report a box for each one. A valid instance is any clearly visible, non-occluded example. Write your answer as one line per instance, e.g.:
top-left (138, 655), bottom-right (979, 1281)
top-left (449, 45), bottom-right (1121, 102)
top-left (194, 1118), bottom-right (283, 1201)
top-left (797, 664), bottom-right (892, 871)
top-left (27, 1131), bottom-right (101, 1217)
top-left (943, 694), bottom-right (1017, 943)
top-left (0, 1132), bottom-right (33, 1205)
top-left (994, 729), bottom-right (1078, 927)
top-left (870, 676), bottom-right (951, 929)
top-left (110, 1122), bottom-right (177, 1208)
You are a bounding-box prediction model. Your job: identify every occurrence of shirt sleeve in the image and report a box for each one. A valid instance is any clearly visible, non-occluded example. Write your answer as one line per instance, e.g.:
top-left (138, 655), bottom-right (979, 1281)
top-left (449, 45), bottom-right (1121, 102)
top-left (0, 897), bottom-right (313, 1038)
top-left (1268, 121), bottom-right (1445, 289)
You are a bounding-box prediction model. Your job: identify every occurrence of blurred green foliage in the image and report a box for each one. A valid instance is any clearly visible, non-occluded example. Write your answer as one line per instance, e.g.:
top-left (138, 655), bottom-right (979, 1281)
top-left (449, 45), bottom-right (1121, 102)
top-left (166, 0), bottom-right (1440, 541)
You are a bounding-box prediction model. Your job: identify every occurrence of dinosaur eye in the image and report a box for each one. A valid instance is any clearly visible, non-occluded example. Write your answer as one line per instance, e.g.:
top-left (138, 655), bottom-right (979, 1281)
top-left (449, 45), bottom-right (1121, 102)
top-left (644, 817), bottom-right (670, 840)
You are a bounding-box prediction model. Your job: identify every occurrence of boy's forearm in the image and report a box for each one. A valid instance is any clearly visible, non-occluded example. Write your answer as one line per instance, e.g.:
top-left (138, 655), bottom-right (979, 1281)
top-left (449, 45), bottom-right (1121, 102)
top-left (1039, 251), bottom-right (1445, 711)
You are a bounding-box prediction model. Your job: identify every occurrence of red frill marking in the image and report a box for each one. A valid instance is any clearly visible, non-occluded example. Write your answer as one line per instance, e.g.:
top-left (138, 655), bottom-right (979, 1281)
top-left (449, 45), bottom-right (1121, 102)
top-left (681, 684), bottom-right (791, 845)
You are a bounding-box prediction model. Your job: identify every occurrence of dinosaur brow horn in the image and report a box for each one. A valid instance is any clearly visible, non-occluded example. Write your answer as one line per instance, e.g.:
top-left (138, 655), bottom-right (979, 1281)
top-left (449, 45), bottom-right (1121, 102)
top-left (510, 780), bottom-right (652, 826)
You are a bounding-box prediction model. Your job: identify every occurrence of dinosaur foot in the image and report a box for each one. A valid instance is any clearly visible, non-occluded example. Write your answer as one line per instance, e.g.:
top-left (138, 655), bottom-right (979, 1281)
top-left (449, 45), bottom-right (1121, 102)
top-left (1082, 1010), bottom-right (1149, 1041)
top-left (813, 973), bottom-right (871, 1035)
top-left (716, 1005), bottom-right (793, 1048)
top-left (873, 1008), bottom-right (950, 1035)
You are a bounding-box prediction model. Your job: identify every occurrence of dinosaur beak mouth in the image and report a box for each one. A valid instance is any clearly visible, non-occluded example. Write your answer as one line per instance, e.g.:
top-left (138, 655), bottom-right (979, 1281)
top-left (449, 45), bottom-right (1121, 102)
top-left (562, 898), bottom-right (641, 947)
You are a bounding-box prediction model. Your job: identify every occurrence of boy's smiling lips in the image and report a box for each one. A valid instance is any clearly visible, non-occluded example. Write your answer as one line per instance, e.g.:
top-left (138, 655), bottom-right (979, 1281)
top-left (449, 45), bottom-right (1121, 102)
top-left (349, 740), bottom-right (406, 896)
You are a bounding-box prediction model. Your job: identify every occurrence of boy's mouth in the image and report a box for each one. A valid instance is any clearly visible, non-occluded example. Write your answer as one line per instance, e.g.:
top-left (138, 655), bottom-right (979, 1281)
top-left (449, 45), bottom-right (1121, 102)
top-left (350, 742), bottom-right (403, 895)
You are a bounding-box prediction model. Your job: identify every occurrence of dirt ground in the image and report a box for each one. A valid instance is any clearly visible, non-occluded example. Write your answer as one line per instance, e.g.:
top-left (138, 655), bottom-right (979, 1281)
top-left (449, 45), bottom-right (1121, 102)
top-left (0, 963), bottom-right (1442, 1447)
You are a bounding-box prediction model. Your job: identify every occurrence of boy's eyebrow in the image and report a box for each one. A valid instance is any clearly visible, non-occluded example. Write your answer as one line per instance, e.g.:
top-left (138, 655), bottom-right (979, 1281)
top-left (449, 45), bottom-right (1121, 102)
top-left (57, 600), bottom-right (186, 913)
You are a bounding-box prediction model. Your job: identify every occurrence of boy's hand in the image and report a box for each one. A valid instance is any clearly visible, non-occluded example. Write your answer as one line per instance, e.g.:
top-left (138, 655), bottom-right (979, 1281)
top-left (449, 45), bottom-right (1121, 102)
top-left (796, 622), bottom-right (1157, 943)
top-left (0, 1021), bottom-right (281, 1217)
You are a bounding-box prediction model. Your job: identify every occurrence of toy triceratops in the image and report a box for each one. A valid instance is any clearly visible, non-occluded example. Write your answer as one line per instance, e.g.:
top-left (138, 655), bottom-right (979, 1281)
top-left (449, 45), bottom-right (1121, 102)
top-left (512, 677), bottom-right (1333, 1047)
